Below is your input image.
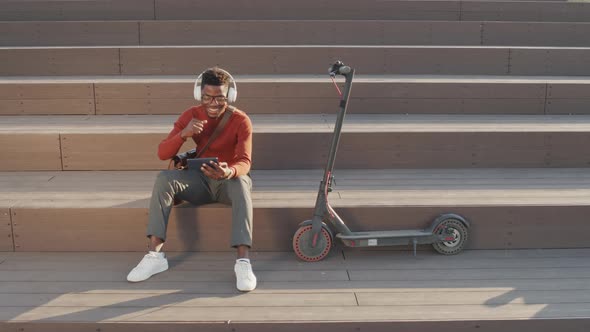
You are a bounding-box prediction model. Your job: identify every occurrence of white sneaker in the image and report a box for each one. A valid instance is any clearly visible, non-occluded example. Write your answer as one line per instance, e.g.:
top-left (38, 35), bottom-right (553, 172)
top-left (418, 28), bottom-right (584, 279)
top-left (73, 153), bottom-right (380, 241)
top-left (234, 259), bottom-right (257, 292)
top-left (127, 251), bottom-right (168, 282)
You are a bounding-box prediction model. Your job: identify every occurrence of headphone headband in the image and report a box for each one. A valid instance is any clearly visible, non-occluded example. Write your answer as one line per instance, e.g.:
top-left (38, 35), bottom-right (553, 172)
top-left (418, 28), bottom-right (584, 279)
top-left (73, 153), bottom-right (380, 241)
top-left (193, 67), bottom-right (238, 103)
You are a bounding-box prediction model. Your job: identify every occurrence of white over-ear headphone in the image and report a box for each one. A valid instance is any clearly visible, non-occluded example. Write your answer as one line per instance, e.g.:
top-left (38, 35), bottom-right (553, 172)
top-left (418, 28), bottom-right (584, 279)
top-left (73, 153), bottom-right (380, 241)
top-left (193, 68), bottom-right (238, 103)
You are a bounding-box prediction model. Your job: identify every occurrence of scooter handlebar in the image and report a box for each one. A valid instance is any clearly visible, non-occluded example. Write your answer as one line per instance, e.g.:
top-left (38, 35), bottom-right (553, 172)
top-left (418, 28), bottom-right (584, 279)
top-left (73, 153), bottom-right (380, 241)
top-left (329, 61), bottom-right (352, 77)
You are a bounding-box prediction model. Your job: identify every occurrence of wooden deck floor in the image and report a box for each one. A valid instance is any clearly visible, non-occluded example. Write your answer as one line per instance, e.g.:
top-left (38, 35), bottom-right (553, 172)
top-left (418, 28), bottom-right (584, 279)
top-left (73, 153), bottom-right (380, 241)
top-left (1, 249), bottom-right (590, 331)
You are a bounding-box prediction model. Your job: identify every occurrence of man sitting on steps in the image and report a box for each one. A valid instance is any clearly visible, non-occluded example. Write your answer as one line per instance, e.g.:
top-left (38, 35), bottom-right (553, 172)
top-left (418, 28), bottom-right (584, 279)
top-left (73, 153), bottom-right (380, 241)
top-left (126, 67), bottom-right (256, 292)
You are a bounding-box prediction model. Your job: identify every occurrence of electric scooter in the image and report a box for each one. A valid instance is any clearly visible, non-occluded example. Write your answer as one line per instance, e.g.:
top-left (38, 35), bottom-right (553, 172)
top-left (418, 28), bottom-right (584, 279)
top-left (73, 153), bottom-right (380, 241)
top-left (292, 61), bottom-right (470, 262)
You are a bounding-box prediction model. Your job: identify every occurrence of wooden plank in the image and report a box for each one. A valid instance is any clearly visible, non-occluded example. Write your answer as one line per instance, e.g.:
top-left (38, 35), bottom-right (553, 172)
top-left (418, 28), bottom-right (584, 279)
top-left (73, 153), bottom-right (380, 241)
top-left (0, 0), bottom-right (154, 21)
top-left (0, 21), bottom-right (138, 46)
top-left (356, 290), bottom-right (590, 306)
top-left (462, 2), bottom-right (590, 22)
top-left (120, 46), bottom-right (510, 75)
top-left (2, 293), bottom-right (357, 307)
top-left (11, 208), bottom-right (148, 252)
top-left (0, 268), bottom-right (348, 282)
top-left (9, 205), bottom-right (590, 251)
top-left (140, 21), bottom-right (480, 46)
top-left (109, 304), bottom-right (590, 321)
top-left (0, 209), bottom-right (12, 252)
top-left (3, 275), bottom-right (590, 295)
top-left (165, 207), bottom-right (316, 252)
top-left (0, 83), bottom-right (94, 99)
top-left (0, 134), bottom-right (61, 171)
top-left (483, 22), bottom-right (590, 47)
top-left (510, 48), bottom-right (590, 76)
top-left (1, 320), bottom-right (589, 332)
top-left (546, 84), bottom-right (590, 115)
top-left (0, 48), bottom-right (119, 76)
top-left (155, 0), bottom-right (460, 20)
top-left (0, 83), bottom-right (94, 115)
top-left (61, 133), bottom-right (167, 170)
top-left (0, 251), bottom-right (345, 271)
top-left (95, 81), bottom-right (547, 115)
top-left (0, 99), bottom-right (95, 116)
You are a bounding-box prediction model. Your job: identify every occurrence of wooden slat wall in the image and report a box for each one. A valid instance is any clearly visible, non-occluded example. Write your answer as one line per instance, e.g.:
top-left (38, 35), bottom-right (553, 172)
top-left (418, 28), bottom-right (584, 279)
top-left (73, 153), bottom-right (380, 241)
top-left (547, 84), bottom-right (590, 115)
top-left (461, 2), bottom-right (590, 22)
top-left (0, 0), bottom-right (154, 21)
top-left (3, 47), bottom-right (590, 76)
top-left (0, 134), bottom-right (62, 171)
top-left (0, 83), bottom-right (94, 115)
top-left (0, 48), bottom-right (120, 76)
top-left (510, 49), bottom-right (590, 76)
top-left (154, 0), bottom-right (461, 20)
top-left (0, 21), bottom-right (139, 47)
top-left (0, 208), bottom-right (13, 251)
top-left (0, 79), bottom-right (552, 115)
top-left (9, 205), bottom-right (590, 251)
top-left (94, 82), bottom-right (192, 115)
top-left (60, 133), bottom-right (169, 171)
top-left (139, 21), bottom-right (482, 46)
top-left (2, 21), bottom-right (589, 47)
top-left (119, 47), bottom-right (510, 76)
top-left (93, 81), bottom-right (548, 115)
top-left (0, 321), bottom-right (580, 332)
top-left (10, 208), bottom-right (148, 252)
top-left (6, 131), bottom-right (586, 171)
top-left (2, 0), bottom-right (587, 22)
top-left (482, 22), bottom-right (590, 47)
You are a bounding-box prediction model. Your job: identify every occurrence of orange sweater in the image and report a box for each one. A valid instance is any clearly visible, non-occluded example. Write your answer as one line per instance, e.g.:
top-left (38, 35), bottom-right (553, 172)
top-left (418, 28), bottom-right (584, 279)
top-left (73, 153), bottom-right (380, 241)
top-left (158, 105), bottom-right (253, 177)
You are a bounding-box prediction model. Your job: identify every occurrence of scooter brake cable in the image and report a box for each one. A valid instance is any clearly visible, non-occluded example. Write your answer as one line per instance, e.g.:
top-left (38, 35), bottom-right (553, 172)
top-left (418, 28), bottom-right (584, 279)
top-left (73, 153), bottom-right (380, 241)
top-left (330, 76), bottom-right (343, 97)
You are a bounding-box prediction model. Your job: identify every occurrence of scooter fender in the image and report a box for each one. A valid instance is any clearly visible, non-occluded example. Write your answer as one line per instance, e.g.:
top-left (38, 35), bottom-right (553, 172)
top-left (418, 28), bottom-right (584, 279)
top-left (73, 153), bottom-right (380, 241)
top-left (427, 213), bottom-right (470, 234)
top-left (298, 219), bottom-right (334, 239)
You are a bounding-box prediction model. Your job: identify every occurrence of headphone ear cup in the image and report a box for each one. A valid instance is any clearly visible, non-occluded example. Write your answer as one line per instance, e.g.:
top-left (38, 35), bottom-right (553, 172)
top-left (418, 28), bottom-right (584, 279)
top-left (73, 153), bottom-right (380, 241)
top-left (227, 87), bottom-right (237, 103)
top-left (193, 80), bottom-right (201, 101)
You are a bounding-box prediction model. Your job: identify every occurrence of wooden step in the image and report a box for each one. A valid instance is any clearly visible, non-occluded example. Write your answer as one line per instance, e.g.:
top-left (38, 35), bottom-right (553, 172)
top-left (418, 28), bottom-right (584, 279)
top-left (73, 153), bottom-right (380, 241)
top-left (2, 46), bottom-right (590, 76)
top-left (0, 249), bottom-right (589, 331)
top-left (3, 75), bottom-right (590, 116)
top-left (2, 20), bottom-right (590, 47)
top-left (3, 169), bottom-right (590, 251)
top-left (1, 114), bottom-right (590, 171)
top-left (1, 0), bottom-right (586, 22)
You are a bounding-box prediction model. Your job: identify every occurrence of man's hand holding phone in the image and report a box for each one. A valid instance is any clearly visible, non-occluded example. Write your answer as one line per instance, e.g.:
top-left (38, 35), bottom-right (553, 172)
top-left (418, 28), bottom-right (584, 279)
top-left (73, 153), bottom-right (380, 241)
top-left (201, 160), bottom-right (233, 180)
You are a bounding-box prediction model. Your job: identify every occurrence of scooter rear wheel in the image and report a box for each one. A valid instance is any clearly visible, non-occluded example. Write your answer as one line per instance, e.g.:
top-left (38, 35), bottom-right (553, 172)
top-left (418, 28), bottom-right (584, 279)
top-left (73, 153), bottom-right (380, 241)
top-left (432, 218), bottom-right (468, 255)
top-left (293, 225), bottom-right (333, 262)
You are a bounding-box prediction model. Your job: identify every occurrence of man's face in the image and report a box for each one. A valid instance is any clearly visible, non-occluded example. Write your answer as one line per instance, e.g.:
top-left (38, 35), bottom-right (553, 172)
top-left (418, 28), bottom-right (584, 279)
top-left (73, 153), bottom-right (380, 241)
top-left (201, 84), bottom-right (229, 118)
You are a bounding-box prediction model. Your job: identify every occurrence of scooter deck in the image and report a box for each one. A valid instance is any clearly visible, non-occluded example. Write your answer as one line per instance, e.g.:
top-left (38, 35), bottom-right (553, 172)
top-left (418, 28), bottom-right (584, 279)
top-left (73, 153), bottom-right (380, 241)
top-left (337, 229), bottom-right (432, 240)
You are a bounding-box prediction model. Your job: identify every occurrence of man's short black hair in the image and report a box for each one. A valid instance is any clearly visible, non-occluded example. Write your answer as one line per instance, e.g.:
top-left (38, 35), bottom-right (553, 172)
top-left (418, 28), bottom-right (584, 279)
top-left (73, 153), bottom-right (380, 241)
top-left (201, 67), bottom-right (231, 87)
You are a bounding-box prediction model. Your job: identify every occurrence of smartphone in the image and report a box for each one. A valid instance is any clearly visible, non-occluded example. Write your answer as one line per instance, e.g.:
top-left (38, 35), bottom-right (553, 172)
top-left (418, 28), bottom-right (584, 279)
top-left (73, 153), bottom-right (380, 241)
top-left (187, 157), bottom-right (219, 170)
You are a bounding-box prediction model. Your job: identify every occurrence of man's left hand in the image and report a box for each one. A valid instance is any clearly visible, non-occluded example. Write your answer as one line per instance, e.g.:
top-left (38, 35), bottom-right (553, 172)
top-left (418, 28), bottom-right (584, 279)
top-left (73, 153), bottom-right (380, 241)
top-left (201, 161), bottom-right (232, 180)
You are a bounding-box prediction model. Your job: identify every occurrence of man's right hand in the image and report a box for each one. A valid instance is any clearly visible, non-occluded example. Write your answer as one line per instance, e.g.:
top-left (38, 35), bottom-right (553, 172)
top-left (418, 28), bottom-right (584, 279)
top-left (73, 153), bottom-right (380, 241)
top-left (181, 118), bottom-right (207, 139)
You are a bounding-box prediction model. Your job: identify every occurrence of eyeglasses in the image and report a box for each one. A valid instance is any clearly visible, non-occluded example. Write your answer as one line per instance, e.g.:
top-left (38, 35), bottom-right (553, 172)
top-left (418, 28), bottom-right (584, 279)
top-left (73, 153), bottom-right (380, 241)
top-left (201, 94), bottom-right (228, 104)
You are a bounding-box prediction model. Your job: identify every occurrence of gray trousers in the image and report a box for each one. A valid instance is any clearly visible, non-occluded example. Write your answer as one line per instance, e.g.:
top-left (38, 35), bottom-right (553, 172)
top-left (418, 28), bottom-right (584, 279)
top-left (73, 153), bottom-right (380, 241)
top-left (146, 169), bottom-right (253, 247)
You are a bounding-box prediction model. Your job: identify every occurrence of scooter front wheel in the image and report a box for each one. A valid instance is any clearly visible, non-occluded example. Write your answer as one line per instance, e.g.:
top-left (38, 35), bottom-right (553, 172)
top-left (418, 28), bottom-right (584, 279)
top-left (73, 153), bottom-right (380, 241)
top-left (293, 225), bottom-right (333, 262)
top-left (432, 218), bottom-right (469, 255)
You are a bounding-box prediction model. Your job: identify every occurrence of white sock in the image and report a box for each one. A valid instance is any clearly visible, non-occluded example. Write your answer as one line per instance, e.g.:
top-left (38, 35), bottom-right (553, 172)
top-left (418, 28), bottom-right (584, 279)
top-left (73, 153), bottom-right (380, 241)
top-left (149, 251), bottom-right (164, 258)
top-left (237, 258), bottom-right (250, 264)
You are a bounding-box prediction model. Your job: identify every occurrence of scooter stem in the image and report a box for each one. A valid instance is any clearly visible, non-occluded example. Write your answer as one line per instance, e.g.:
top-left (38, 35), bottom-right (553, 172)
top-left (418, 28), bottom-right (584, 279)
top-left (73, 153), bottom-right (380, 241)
top-left (311, 61), bottom-right (355, 247)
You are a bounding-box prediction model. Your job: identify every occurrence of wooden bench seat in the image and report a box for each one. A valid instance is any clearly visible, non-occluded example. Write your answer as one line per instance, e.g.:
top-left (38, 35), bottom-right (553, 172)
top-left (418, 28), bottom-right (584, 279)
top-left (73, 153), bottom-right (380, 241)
top-left (2, 114), bottom-right (590, 171)
top-left (2, 168), bottom-right (590, 251)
